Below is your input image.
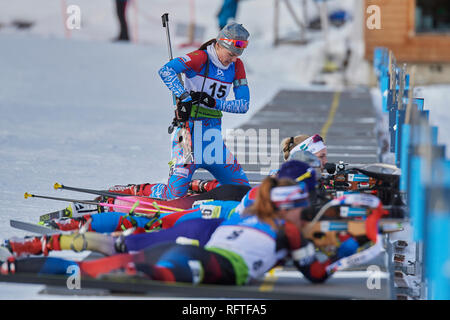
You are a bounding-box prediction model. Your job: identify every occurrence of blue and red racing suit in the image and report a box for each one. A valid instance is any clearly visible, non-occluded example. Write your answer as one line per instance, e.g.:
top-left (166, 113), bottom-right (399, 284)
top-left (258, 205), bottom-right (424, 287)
top-left (5, 215), bottom-right (335, 284)
top-left (234, 185), bottom-right (259, 216)
top-left (51, 200), bottom-right (240, 234)
top-left (123, 214), bottom-right (334, 285)
top-left (149, 43), bottom-right (250, 199)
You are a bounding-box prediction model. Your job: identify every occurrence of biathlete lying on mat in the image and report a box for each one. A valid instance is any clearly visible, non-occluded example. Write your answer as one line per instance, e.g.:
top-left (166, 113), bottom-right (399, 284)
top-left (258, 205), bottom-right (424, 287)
top-left (3, 161), bottom-right (317, 257)
top-left (1, 165), bottom-right (386, 284)
top-left (281, 133), bottom-right (328, 169)
top-left (0, 175), bottom-right (371, 285)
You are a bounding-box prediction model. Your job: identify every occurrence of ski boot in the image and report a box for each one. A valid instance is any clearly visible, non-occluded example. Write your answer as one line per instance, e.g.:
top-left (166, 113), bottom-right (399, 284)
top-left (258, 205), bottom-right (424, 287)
top-left (2, 235), bottom-right (61, 257)
top-left (108, 183), bottom-right (154, 196)
top-left (189, 179), bottom-right (219, 193)
top-left (0, 245), bottom-right (12, 261)
top-left (44, 215), bottom-right (91, 232)
top-left (0, 256), bottom-right (16, 275)
top-left (70, 202), bottom-right (103, 216)
top-left (0, 241), bottom-right (16, 274)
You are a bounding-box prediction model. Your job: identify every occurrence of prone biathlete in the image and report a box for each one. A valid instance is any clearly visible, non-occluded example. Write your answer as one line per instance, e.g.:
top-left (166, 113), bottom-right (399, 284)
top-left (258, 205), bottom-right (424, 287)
top-left (1, 201), bottom-right (240, 259)
top-left (281, 133), bottom-right (328, 168)
top-left (39, 160), bottom-right (314, 235)
top-left (235, 160), bottom-right (319, 217)
top-left (36, 182), bottom-right (251, 234)
top-left (32, 199), bottom-right (240, 234)
top-left (0, 176), bottom-right (366, 284)
top-left (2, 217), bottom-right (226, 258)
top-left (2, 161), bottom-right (316, 259)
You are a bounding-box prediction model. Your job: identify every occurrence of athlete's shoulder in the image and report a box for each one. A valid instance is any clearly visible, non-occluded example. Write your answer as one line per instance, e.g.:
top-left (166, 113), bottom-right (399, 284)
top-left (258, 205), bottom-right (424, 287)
top-left (179, 50), bottom-right (208, 72)
top-left (185, 49), bottom-right (208, 60)
top-left (234, 58), bottom-right (246, 79)
top-left (247, 185), bottom-right (259, 200)
top-left (277, 220), bottom-right (302, 249)
top-left (184, 50), bottom-right (208, 64)
top-left (235, 58), bottom-right (245, 67)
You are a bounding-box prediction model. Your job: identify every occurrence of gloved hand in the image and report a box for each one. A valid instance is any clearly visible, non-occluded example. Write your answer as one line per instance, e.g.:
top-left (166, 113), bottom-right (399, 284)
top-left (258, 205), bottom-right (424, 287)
top-left (310, 231), bottom-right (362, 260)
top-left (176, 96), bottom-right (192, 122)
top-left (336, 237), bottom-right (359, 259)
top-left (191, 91), bottom-right (216, 108)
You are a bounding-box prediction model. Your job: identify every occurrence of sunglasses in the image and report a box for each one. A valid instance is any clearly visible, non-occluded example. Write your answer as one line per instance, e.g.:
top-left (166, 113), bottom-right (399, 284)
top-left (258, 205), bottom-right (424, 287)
top-left (219, 38), bottom-right (248, 49)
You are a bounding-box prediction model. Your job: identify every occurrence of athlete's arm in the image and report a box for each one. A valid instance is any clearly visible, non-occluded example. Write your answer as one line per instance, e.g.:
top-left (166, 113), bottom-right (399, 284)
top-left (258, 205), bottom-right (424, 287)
top-left (215, 59), bottom-right (250, 114)
top-left (280, 222), bottom-right (331, 283)
top-left (292, 241), bottom-right (331, 283)
top-left (234, 186), bottom-right (259, 216)
top-left (158, 51), bottom-right (207, 100)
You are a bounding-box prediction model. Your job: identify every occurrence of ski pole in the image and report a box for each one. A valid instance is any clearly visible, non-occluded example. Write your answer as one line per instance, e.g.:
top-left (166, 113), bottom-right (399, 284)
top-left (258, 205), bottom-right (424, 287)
top-left (162, 13), bottom-right (184, 85)
top-left (116, 196), bottom-right (200, 217)
top-left (162, 13), bottom-right (184, 134)
top-left (25, 192), bottom-right (98, 205)
top-left (53, 182), bottom-right (166, 201)
top-left (99, 203), bottom-right (163, 215)
top-left (162, 13), bottom-right (196, 164)
top-left (162, 13), bottom-right (174, 66)
top-left (24, 192), bottom-right (173, 215)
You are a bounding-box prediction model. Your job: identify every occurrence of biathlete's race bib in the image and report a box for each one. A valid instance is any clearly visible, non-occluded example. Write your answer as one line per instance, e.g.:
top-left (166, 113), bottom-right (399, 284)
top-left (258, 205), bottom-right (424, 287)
top-left (206, 224), bottom-right (278, 279)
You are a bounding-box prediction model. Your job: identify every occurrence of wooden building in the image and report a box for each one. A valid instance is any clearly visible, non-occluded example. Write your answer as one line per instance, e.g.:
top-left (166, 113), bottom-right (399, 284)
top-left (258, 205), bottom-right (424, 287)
top-left (364, 0), bottom-right (450, 84)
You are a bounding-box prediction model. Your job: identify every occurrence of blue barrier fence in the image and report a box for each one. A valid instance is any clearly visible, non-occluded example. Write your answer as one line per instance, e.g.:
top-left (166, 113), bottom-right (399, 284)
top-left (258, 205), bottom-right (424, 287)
top-left (373, 47), bottom-right (450, 300)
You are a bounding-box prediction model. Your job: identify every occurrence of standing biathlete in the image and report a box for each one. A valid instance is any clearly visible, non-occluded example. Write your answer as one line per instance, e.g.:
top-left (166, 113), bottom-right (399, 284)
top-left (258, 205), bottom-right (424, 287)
top-left (149, 22), bottom-right (251, 200)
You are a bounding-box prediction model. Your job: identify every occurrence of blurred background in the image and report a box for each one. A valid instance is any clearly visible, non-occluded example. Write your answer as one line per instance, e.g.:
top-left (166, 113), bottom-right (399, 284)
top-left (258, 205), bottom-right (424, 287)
top-left (1, 0), bottom-right (448, 140)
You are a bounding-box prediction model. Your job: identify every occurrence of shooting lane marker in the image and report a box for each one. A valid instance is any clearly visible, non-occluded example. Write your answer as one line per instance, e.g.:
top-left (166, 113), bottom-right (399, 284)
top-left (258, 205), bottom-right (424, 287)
top-left (320, 91), bottom-right (341, 140)
top-left (258, 266), bottom-right (282, 292)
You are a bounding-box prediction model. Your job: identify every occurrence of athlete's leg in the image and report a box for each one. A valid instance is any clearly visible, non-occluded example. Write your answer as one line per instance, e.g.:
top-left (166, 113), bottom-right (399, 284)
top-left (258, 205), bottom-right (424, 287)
top-left (134, 244), bottom-right (236, 285)
top-left (148, 163), bottom-right (197, 199)
top-left (195, 118), bottom-right (249, 187)
top-left (123, 218), bottom-right (224, 252)
top-left (79, 252), bottom-right (141, 278)
top-left (81, 242), bottom-right (184, 278)
top-left (206, 140), bottom-right (249, 186)
top-left (1, 256), bottom-right (78, 275)
top-left (48, 212), bottom-right (157, 233)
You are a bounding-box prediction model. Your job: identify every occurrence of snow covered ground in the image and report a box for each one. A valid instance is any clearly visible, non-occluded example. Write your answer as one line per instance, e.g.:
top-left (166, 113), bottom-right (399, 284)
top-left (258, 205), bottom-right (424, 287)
top-left (0, 0), bottom-right (449, 298)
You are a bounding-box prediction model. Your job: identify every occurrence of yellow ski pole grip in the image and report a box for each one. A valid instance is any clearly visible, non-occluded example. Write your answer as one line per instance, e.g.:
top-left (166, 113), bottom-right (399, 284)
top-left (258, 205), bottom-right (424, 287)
top-left (152, 202), bottom-right (161, 211)
top-left (54, 182), bottom-right (63, 190)
top-left (129, 201), bottom-right (140, 214)
top-left (24, 192), bottom-right (33, 199)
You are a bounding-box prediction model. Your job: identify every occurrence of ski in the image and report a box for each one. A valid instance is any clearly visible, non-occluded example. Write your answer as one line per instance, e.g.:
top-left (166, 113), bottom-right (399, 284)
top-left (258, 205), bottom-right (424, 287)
top-left (10, 219), bottom-right (61, 235)
top-left (25, 192), bottom-right (99, 206)
top-left (38, 203), bottom-right (101, 222)
top-left (39, 207), bottom-right (73, 222)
